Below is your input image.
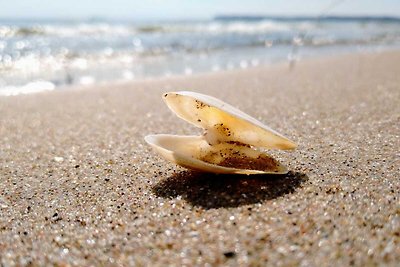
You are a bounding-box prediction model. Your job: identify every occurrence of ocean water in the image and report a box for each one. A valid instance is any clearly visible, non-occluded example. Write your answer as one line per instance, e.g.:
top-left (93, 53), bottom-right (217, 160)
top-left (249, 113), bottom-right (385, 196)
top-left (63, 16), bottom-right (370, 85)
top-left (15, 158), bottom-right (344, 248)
top-left (1, 16), bottom-right (400, 95)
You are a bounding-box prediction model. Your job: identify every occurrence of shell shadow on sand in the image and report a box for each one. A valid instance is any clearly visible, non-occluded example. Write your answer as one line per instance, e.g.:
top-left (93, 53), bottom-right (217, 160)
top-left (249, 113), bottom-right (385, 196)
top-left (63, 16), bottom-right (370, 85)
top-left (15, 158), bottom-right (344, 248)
top-left (152, 171), bottom-right (308, 209)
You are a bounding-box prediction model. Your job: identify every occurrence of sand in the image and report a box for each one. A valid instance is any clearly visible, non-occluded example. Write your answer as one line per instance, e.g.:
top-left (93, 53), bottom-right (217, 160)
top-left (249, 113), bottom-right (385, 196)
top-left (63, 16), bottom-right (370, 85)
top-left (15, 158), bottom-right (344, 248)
top-left (0, 51), bottom-right (399, 266)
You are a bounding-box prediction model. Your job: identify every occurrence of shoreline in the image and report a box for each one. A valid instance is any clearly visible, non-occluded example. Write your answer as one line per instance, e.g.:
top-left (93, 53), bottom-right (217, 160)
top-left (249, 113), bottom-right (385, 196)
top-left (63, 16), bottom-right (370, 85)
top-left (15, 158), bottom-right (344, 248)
top-left (0, 50), bottom-right (399, 265)
top-left (2, 47), bottom-right (400, 97)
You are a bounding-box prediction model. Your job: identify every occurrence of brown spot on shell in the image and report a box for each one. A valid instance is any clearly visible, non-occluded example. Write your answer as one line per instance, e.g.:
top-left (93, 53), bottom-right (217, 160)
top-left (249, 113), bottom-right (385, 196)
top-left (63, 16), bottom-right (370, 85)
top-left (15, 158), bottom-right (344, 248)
top-left (214, 123), bottom-right (232, 137)
top-left (199, 146), bottom-right (281, 172)
top-left (226, 141), bottom-right (251, 148)
top-left (218, 154), bottom-right (281, 172)
top-left (195, 100), bottom-right (211, 109)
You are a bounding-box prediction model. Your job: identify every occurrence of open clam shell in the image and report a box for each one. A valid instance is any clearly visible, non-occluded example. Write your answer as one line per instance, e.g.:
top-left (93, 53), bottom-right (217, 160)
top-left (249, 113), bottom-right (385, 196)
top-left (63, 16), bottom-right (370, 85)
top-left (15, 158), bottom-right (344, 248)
top-left (145, 91), bottom-right (297, 174)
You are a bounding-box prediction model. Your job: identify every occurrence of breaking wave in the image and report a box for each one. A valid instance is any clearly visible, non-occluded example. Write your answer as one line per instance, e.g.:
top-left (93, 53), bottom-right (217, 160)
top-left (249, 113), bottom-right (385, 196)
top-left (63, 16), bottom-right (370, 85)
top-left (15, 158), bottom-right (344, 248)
top-left (1, 16), bottom-right (400, 95)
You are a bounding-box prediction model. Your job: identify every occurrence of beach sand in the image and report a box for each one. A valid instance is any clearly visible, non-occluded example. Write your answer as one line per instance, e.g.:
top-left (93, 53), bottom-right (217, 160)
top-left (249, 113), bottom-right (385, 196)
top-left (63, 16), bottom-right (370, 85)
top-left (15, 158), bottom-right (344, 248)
top-left (0, 51), bottom-right (399, 266)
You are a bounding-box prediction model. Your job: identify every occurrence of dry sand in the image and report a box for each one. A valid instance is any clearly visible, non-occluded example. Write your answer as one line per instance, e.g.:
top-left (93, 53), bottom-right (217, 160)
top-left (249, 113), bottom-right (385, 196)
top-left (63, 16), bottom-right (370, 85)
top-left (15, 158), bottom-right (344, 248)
top-left (0, 51), bottom-right (399, 266)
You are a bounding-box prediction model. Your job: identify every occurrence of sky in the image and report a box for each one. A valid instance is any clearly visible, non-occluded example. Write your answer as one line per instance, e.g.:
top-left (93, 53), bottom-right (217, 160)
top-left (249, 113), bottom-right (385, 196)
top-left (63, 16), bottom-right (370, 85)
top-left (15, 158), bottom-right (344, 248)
top-left (1, 0), bottom-right (400, 20)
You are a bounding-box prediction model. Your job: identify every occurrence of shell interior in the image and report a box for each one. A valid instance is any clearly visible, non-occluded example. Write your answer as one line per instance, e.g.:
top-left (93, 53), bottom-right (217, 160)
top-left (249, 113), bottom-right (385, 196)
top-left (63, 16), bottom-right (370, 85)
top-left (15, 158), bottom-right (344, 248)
top-left (145, 134), bottom-right (287, 174)
top-left (163, 91), bottom-right (296, 150)
top-left (145, 91), bottom-right (296, 174)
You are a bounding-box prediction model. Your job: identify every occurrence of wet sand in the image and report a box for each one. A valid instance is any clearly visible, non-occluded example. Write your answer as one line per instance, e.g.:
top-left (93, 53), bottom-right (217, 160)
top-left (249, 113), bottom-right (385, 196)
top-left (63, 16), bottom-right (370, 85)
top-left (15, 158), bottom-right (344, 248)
top-left (0, 51), bottom-right (399, 266)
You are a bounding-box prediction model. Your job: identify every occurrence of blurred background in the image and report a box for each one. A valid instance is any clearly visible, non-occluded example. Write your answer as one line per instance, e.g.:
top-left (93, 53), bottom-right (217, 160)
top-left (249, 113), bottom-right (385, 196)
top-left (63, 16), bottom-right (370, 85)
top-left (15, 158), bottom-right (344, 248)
top-left (1, 0), bottom-right (400, 95)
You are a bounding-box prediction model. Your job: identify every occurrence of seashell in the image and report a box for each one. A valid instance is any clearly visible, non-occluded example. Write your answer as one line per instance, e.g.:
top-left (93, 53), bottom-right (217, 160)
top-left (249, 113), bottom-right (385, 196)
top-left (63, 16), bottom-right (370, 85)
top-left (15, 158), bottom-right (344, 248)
top-left (145, 91), bottom-right (297, 174)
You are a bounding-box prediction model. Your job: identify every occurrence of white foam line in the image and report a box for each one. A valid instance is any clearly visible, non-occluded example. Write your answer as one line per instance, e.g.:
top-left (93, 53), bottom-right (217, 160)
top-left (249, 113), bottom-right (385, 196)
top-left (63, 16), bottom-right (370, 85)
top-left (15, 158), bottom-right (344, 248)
top-left (0, 81), bottom-right (55, 96)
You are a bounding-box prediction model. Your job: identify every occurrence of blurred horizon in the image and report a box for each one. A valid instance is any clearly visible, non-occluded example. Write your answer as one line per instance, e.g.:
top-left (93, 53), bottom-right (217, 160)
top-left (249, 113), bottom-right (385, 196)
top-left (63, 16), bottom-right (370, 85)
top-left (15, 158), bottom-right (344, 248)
top-left (1, 0), bottom-right (400, 20)
top-left (1, 14), bottom-right (400, 23)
